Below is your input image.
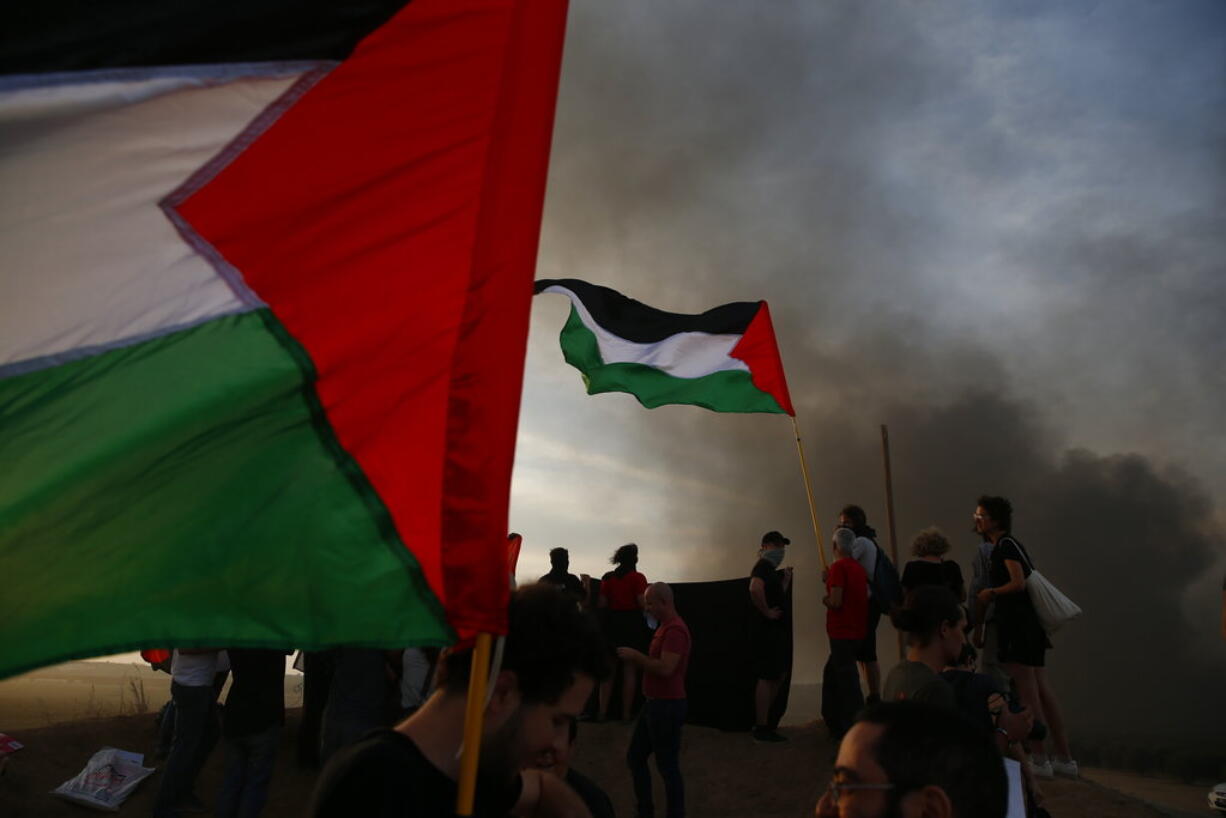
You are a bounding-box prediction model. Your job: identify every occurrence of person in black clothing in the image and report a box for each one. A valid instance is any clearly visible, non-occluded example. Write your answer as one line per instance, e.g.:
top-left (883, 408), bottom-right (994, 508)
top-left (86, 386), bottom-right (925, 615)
top-left (973, 495), bottom-right (1075, 780)
top-left (529, 719), bottom-right (614, 818)
top-left (217, 648), bottom-right (287, 818)
top-left (900, 527), bottom-right (966, 604)
top-left (539, 547), bottom-right (585, 606)
top-left (310, 584), bottom-right (611, 818)
top-left (748, 530), bottom-right (792, 743)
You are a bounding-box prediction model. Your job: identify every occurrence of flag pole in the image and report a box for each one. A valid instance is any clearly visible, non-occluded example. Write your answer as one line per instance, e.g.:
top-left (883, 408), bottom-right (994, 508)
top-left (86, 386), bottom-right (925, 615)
top-left (879, 424), bottom-right (904, 662)
top-left (791, 415), bottom-right (828, 570)
top-left (455, 632), bottom-right (493, 816)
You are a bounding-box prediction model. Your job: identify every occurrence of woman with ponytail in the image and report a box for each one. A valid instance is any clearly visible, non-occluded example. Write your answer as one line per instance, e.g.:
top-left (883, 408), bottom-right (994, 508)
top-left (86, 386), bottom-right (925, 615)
top-left (598, 543), bottom-right (648, 721)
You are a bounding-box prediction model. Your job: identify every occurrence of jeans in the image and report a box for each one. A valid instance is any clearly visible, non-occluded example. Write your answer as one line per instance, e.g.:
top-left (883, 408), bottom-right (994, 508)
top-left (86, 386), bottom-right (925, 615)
top-left (821, 638), bottom-right (864, 739)
top-left (216, 726), bottom-right (279, 818)
top-left (153, 682), bottom-right (219, 818)
top-left (627, 698), bottom-right (686, 818)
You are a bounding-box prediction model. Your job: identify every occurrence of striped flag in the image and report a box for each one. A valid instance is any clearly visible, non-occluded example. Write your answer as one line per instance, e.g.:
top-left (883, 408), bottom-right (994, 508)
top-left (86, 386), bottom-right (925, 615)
top-left (535, 279), bottom-right (795, 415)
top-left (0, 0), bottom-right (569, 679)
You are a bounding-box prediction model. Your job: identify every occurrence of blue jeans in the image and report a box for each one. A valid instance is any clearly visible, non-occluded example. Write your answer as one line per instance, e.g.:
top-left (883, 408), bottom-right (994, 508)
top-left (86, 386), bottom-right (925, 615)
top-left (627, 698), bottom-right (686, 818)
top-left (153, 682), bottom-right (219, 818)
top-left (216, 726), bottom-right (279, 818)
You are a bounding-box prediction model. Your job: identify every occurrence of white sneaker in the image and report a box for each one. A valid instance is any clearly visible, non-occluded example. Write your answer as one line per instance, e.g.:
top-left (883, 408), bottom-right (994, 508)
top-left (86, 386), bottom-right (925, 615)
top-left (1051, 758), bottom-right (1079, 778)
top-left (1029, 757), bottom-right (1055, 779)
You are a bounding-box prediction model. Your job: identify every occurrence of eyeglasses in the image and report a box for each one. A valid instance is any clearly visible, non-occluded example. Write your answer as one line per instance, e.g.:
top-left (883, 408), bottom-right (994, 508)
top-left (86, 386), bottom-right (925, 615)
top-left (972, 513), bottom-right (987, 521)
top-left (824, 779), bottom-right (896, 803)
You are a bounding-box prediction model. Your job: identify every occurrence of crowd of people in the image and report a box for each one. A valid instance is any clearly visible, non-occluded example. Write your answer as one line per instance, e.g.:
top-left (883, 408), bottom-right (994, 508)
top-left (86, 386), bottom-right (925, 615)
top-left (817, 497), bottom-right (1076, 818)
top-left (145, 493), bottom-right (1073, 818)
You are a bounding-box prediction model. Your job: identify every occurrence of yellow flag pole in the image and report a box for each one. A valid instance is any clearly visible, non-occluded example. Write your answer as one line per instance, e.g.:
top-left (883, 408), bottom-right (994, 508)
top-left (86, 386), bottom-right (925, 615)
top-left (455, 632), bottom-right (493, 817)
top-left (791, 415), bottom-right (828, 570)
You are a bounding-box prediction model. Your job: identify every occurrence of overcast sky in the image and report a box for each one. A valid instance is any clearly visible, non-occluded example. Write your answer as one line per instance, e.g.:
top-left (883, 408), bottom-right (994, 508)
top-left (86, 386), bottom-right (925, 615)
top-left (510, 1), bottom-right (1225, 735)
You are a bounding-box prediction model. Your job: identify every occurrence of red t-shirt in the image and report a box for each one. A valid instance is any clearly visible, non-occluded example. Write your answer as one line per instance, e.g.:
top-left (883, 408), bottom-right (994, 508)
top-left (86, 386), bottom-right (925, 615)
top-left (642, 616), bottom-right (691, 700)
top-left (826, 557), bottom-right (868, 640)
top-left (600, 571), bottom-right (648, 611)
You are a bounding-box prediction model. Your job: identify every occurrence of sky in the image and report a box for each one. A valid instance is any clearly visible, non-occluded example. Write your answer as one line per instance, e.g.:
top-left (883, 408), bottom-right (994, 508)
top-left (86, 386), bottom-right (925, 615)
top-left (510, 0), bottom-right (1226, 737)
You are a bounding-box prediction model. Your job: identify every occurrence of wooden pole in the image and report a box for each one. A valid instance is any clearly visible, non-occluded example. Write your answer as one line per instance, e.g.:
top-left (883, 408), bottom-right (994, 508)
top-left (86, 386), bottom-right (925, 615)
top-left (791, 415), bottom-right (828, 570)
top-left (879, 424), bottom-right (904, 661)
top-left (455, 632), bottom-right (493, 816)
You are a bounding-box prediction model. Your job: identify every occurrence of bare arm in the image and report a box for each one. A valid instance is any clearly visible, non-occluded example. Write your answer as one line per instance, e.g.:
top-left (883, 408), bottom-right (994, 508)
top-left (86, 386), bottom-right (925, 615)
top-left (513, 770), bottom-right (592, 818)
top-left (617, 648), bottom-right (680, 677)
top-left (822, 585), bottom-right (844, 609)
top-left (749, 577), bottom-right (781, 619)
top-left (976, 559), bottom-right (1026, 607)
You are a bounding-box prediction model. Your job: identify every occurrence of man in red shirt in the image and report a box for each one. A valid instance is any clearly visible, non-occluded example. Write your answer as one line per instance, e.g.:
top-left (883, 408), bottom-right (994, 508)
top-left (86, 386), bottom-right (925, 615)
top-left (617, 582), bottom-right (691, 818)
top-left (822, 527), bottom-right (868, 740)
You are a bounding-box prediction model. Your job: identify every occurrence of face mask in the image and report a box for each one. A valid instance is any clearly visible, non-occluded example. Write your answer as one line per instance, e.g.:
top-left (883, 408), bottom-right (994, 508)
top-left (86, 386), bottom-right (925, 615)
top-left (760, 548), bottom-right (785, 567)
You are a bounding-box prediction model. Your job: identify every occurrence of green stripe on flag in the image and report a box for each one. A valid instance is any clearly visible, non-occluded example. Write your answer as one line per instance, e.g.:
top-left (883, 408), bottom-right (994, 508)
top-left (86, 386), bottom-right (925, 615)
top-left (558, 306), bottom-right (787, 414)
top-left (0, 309), bottom-right (451, 678)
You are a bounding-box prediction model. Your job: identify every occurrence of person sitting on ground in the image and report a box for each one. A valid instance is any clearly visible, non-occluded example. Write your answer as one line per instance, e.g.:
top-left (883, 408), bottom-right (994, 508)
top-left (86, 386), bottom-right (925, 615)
top-left (598, 543), bottom-right (649, 722)
top-left (528, 719), bottom-right (614, 818)
top-left (815, 701), bottom-right (1008, 818)
top-left (310, 584), bottom-right (611, 818)
top-left (901, 527), bottom-right (966, 604)
top-left (821, 527), bottom-right (868, 741)
top-left (540, 547), bottom-right (585, 607)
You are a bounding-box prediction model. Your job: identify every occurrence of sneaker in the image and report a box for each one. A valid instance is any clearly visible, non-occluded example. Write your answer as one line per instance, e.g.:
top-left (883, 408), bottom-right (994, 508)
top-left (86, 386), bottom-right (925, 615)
top-left (1029, 758), bottom-right (1054, 779)
top-left (1051, 758), bottom-right (1079, 778)
top-left (752, 726), bottom-right (787, 743)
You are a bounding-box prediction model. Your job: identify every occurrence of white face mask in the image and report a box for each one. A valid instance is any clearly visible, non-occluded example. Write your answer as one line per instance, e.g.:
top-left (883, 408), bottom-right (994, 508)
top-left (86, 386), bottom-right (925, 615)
top-left (760, 548), bottom-right (785, 567)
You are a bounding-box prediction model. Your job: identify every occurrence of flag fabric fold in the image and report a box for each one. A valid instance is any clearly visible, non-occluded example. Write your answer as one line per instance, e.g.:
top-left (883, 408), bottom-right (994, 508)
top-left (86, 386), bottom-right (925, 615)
top-left (534, 278), bottom-right (795, 415)
top-left (0, 0), bottom-right (567, 679)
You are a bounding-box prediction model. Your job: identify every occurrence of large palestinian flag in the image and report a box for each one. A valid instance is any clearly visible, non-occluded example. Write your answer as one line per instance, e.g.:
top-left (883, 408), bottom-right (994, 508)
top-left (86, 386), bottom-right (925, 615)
top-left (0, 0), bottom-right (569, 679)
top-left (535, 279), bottom-right (795, 415)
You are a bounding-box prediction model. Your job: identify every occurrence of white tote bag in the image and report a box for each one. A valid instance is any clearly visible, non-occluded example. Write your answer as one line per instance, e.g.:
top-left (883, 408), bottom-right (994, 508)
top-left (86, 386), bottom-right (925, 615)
top-left (1014, 541), bottom-right (1081, 633)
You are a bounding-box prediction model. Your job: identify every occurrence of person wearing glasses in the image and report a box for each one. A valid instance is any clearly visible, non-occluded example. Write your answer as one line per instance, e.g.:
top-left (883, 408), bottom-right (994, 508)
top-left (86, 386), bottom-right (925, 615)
top-left (972, 495), bottom-right (1076, 780)
top-left (815, 701), bottom-right (1007, 818)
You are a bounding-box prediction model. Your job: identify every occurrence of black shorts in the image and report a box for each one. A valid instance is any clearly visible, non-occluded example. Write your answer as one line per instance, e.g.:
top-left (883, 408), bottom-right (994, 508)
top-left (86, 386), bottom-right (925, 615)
top-left (853, 599), bottom-right (882, 663)
top-left (752, 624), bottom-right (788, 681)
top-left (996, 608), bottom-right (1050, 667)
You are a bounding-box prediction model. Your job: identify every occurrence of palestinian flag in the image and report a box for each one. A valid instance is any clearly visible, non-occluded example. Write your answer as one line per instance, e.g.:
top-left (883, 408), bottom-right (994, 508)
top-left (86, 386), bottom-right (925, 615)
top-left (535, 279), bottom-right (795, 415)
top-left (0, 0), bottom-right (568, 679)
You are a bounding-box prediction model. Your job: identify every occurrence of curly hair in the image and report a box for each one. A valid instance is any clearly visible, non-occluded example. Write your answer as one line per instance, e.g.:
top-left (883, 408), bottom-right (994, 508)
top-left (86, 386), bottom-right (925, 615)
top-left (910, 527), bottom-right (951, 558)
top-left (976, 495), bottom-right (1013, 532)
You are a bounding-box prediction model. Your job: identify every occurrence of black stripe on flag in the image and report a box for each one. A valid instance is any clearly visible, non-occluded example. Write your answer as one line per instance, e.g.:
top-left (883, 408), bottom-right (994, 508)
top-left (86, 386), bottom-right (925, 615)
top-left (534, 278), bottom-right (759, 344)
top-left (1, 0), bottom-right (411, 75)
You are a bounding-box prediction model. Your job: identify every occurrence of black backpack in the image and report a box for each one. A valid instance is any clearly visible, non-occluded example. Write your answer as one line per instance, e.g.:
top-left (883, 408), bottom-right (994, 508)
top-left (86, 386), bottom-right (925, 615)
top-left (870, 540), bottom-right (903, 611)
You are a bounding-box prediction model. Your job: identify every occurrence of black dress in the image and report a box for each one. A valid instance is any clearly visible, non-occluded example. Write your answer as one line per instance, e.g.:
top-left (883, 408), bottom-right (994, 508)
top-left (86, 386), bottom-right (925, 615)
top-left (988, 536), bottom-right (1050, 667)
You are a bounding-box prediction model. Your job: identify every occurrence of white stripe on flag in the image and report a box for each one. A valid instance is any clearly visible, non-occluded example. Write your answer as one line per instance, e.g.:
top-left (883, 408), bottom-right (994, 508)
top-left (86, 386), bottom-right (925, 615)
top-left (542, 284), bottom-right (748, 379)
top-left (0, 70), bottom-right (304, 368)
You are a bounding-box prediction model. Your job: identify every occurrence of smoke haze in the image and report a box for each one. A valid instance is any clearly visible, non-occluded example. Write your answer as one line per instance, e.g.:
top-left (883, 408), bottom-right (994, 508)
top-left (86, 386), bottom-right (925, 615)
top-left (512, 0), bottom-right (1226, 739)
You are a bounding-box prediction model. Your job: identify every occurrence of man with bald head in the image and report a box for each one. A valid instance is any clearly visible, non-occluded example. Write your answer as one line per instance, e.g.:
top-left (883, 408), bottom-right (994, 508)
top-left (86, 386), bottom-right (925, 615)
top-left (617, 582), bottom-right (692, 818)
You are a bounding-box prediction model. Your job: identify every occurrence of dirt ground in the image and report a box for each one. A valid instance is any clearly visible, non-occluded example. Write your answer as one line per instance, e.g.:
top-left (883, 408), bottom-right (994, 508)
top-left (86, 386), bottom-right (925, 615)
top-left (0, 708), bottom-right (1195, 818)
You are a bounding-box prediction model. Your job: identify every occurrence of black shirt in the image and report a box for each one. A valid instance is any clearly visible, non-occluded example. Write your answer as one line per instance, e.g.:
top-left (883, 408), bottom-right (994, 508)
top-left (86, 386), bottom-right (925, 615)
top-left (750, 558), bottom-right (785, 624)
top-left (223, 648), bottom-right (286, 738)
top-left (900, 559), bottom-right (965, 601)
top-left (311, 729), bottom-right (521, 818)
top-left (539, 570), bottom-right (585, 603)
top-left (565, 767), bottom-right (615, 818)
